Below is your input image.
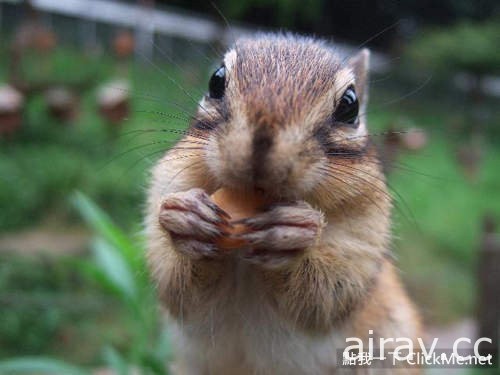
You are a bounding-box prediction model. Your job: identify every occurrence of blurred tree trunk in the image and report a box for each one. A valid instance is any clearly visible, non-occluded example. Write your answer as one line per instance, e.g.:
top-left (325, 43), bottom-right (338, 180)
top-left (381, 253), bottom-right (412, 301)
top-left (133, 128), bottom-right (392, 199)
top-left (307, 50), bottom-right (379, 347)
top-left (478, 216), bottom-right (500, 360)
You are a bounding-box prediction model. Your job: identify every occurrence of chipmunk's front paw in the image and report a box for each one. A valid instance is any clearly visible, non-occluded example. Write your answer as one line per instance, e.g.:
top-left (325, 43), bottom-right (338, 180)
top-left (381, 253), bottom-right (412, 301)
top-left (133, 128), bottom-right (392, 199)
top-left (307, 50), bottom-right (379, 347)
top-left (159, 188), bottom-right (231, 259)
top-left (237, 201), bottom-right (324, 269)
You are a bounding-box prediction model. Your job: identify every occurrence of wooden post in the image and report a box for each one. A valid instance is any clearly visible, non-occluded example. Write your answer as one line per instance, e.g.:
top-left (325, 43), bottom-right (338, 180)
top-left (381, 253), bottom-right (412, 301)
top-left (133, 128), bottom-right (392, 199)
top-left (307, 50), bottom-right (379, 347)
top-left (478, 215), bottom-right (500, 362)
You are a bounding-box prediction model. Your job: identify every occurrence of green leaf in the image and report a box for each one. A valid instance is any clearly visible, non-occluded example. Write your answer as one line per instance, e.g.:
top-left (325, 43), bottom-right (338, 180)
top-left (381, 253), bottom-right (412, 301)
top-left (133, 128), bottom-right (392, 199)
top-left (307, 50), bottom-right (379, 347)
top-left (154, 324), bottom-right (173, 362)
top-left (71, 192), bottom-right (150, 290)
top-left (103, 346), bottom-right (129, 375)
top-left (92, 238), bottom-right (137, 301)
top-left (72, 192), bottom-right (143, 266)
top-left (76, 258), bottom-right (126, 299)
top-left (0, 357), bottom-right (89, 375)
top-left (139, 354), bottom-right (169, 375)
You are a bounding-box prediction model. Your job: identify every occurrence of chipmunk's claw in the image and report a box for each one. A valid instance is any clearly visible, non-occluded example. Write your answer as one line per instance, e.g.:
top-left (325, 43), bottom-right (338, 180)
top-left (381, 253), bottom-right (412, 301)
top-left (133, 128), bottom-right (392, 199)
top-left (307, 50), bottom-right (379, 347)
top-left (238, 201), bottom-right (324, 269)
top-left (159, 188), bottom-right (230, 259)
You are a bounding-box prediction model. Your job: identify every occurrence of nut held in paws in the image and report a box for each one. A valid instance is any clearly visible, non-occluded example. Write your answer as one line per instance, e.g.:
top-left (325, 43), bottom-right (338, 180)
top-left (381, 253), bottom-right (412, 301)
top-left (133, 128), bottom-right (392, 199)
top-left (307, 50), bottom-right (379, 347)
top-left (211, 188), bottom-right (268, 250)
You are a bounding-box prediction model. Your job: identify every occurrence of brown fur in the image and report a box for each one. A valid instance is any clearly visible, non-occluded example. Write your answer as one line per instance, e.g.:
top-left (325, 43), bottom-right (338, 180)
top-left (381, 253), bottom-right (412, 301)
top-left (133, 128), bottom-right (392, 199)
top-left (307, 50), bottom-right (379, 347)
top-left (145, 34), bottom-right (421, 374)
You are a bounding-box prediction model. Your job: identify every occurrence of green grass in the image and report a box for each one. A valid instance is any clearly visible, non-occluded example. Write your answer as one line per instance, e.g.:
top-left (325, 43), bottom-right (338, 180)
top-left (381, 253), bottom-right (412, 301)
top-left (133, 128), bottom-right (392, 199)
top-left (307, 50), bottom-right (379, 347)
top-left (0, 47), bottom-right (189, 367)
top-left (390, 138), bottom-right (500, 322)
top-left (0, 51), bottom-right (201, 230)
top-left (0, 194), bottom-right (170, 373)
top-left (366, 82), bottom-right (500, 323)
top-left (0, 252), bottom-right (125, 363)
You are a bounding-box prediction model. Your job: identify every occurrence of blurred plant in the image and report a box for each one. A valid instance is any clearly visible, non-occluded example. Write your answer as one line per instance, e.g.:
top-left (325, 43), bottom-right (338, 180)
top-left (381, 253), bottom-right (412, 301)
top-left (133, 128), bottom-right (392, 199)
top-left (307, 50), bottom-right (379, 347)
top-left (0, 193), bottom-right (171, 375)
top-left (220, 0), bottom-right (322, 28)
top-left (407, 20), bottom-right (500, 100)
top-left (0, 253), bottom-right (91, 358)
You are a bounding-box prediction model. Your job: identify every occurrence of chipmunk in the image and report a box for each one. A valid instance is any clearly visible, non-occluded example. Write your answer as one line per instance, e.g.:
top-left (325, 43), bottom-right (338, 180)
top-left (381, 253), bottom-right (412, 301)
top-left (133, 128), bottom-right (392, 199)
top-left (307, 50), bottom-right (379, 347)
top-left (145, 34), bottom-right (421, 374)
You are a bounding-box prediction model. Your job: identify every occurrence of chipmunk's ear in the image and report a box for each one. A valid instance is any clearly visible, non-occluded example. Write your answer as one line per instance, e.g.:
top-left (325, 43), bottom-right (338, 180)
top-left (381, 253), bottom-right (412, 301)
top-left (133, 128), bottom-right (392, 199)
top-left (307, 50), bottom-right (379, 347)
top-left (348, 48), bottom-right (370, 110)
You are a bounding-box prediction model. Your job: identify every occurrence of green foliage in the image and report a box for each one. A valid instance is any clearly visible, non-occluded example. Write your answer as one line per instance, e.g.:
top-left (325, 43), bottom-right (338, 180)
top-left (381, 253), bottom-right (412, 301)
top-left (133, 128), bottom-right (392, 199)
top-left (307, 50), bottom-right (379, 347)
top-left (366, 96), bottom-right (500, 323)
top-left (0, 358), bottom-right (89, 375)
top-left (72, 193), bottom-right (171, 374)
top-left (0, 194), bottom-right (170, 374)
top-left (220, 0), bottom-right (322, 27)
top-left (0, 50), bottom-right (195, 231)
top-left (408, 20), bottom-right (500, 76)
top-left (392, 138), bottom-right (500, 262)
top-left (388, 138), bottom-right (500, 322)
top-left (0, 254), bottom-right (98, 358)
top-left (0, 140), bottom-right (145, 230)
top-left (19, 48), bottom-right (112, 86)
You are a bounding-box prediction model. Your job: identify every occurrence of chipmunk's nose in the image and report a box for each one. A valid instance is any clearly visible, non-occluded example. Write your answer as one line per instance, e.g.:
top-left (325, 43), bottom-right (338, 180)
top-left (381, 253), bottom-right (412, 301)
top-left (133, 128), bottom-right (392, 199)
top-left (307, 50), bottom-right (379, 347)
top-left (251, 126), bottom-right (274, 184)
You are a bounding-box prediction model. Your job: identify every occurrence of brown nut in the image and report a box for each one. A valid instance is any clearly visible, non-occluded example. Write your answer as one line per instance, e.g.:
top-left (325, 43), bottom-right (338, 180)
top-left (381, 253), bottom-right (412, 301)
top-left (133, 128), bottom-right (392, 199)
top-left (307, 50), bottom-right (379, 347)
top-left (211, 188), bottom-right (267, 250)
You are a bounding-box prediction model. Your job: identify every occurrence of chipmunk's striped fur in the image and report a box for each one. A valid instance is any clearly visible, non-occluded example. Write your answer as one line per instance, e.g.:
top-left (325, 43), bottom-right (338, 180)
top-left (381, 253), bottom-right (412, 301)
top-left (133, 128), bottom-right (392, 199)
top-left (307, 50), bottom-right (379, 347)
top-left (145, 34), bottom-right (421, 374)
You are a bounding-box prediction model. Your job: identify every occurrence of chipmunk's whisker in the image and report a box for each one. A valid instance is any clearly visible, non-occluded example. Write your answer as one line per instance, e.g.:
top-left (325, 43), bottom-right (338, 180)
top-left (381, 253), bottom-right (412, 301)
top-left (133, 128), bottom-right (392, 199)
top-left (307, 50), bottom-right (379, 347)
top-left (325, 163), bottom-right (419, 229)
top-left (137, 50), bottom-right (225, 124)
top-left (120, 128), bottom-right (209, 141)
top-left (358, 76), bottom-right (432, 118)
top-left (101, 140), bottom-right (206, 169)
top-left (133, 107), bottom-right (217, 133)
top-left (324, 148), bottom-right (449, 182)
top-left (162, 159), bottom-right (206, 195)
top-left (318, 165), bottom-right (389, 217)
top-left (341, 129), bottom-right (425, 142)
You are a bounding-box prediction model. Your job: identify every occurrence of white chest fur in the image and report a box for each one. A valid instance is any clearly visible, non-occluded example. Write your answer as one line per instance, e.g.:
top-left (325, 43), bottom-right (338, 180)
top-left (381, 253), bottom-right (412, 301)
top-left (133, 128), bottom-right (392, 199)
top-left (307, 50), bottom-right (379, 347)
top-left (169, 261), bottom-right (347, 375)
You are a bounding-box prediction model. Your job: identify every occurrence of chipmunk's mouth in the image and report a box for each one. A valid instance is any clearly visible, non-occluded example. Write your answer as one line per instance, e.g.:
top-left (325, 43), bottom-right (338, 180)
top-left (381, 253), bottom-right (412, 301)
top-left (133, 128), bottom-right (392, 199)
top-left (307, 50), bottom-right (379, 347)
top-left (214, 185), bottom-right (283, 205)
top-left (211, 160), bottom-right (316, 203)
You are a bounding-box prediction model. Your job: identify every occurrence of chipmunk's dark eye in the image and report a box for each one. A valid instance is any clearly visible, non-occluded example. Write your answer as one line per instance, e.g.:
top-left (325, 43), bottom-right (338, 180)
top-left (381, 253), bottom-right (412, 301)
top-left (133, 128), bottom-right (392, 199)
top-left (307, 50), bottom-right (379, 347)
top-left (209, 65), bottom-right (226, 99)
top-left (333, 86), bottom-right (359, 126)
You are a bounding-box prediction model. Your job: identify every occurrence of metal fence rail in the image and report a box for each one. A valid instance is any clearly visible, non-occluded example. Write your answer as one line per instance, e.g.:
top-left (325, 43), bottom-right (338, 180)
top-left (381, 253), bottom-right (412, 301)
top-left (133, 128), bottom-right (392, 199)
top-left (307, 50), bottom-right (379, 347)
top-left (0, 0), bottom-right (390, 72)
top-left (30, 0), bottom-right (221, 42)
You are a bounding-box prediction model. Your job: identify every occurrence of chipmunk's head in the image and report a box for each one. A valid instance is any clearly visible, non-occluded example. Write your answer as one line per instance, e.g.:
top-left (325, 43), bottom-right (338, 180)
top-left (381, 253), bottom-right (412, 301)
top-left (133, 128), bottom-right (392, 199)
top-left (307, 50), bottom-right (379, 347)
top-left (192, 34), bottom-right (381, 207)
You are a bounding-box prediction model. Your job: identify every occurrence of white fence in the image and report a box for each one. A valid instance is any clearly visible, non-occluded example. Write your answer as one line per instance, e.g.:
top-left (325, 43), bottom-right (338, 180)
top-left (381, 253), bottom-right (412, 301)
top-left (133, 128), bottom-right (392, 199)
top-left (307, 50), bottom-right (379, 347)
top-left (0, 0), bottom-right (390, 72)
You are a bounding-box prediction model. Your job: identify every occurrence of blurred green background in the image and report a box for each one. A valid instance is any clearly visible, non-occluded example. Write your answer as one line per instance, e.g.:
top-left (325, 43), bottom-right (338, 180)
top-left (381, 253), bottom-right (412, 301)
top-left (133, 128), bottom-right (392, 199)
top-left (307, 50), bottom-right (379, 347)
top-left (0, 0), bottom-right (499, 374)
